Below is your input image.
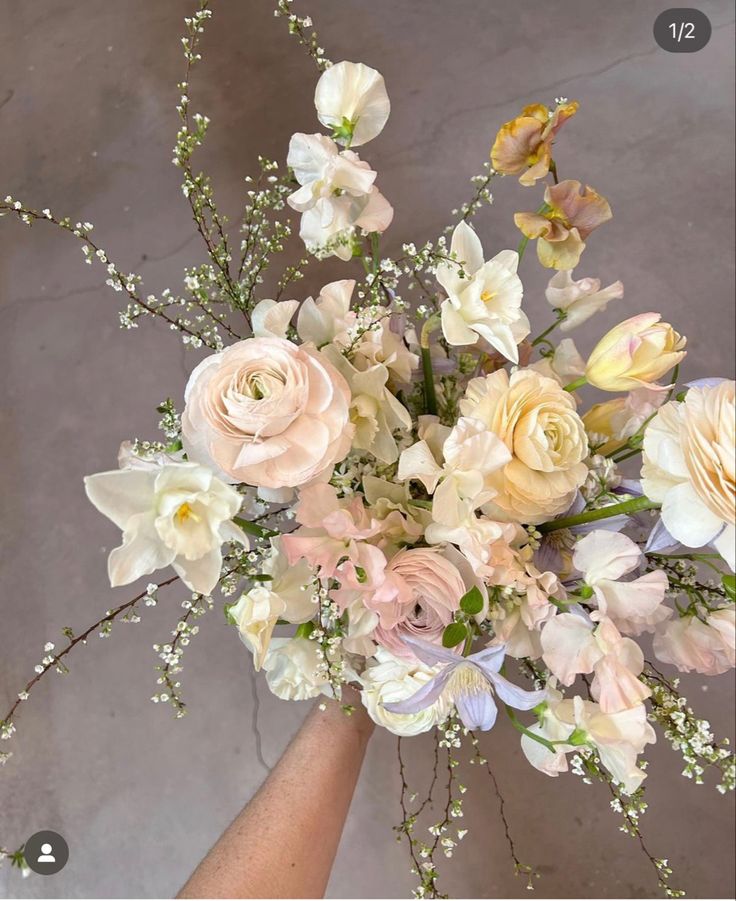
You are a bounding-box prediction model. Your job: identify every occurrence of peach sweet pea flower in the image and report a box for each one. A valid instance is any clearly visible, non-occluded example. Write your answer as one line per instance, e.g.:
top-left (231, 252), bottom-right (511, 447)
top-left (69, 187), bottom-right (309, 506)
top-left (182, 336), bottom-right (353, 490)
top-left (545, 269), bottom-right (624, 331)
top-left (514, 179), bottom-right (612, 270)
top-left (491, 101), bottom-right (579, 186)
top-left (584, 387), bottom-right (666, 456)
top-left (654, 608), bottom-right (735, 675)
top-left (585, 313), bottom-right (687, 393)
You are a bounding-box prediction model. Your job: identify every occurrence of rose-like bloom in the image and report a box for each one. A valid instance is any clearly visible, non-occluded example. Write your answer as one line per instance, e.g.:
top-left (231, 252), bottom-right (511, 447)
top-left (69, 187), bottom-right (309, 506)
top-left (84, 462), bottom-right (246, 594)
top-left (642, 381), bottom-right (735, 570)
top-left (262, 637), bottom-right (329, 701)
top-left (491, 101), bottom-right (578, 186)
top-left (545, 269), bottom-right (623, 331)
top-left (314, 61), bottom-right (390, 147)
top-left (654, 609), bottom-right (735, 675)
top-left (368, 547), bottom-right (468, 658)
top-left (227, 541), bottom-right (316, 669)
top-left (287, 133), bottom-right (392, 260)
top-left (573, 531), bottom-right (670, 635)
top-left (437, 221), bottom-right (529, 363)
top-left (541, 610), bottom-right (650, 712)
top-left (182, 336), bottom-right (352, 490)
top-left (459, 369), bottom-right (588, 523)
top-left (360, 648), bottom-right (449, 736)
top-left (584, 387), bottom-right (666, 456)
top-left (514, 180), bottom-right (612, 270)
top-left (585, 313), bottom-right (687, 393)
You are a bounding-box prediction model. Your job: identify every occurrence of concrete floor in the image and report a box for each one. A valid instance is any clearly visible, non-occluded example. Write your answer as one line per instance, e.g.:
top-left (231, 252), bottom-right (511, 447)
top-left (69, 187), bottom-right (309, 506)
top-left (1, 1), bottom-right (734, 897)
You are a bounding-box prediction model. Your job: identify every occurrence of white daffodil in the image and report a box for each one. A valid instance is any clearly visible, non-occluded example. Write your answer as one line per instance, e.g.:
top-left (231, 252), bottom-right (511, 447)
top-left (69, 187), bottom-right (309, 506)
top-left (437, 221), bottom-right (529, 363)
top-left (314, 60), bottom-right (390, 147)
top-left (84, 462), bottom-right (247, 594)
top-left (545, 269), bottom-right (624, 331)
top-left (287, 133), bottom-right (393, 260)
top-left (573, 531), bottom-right (670, 635)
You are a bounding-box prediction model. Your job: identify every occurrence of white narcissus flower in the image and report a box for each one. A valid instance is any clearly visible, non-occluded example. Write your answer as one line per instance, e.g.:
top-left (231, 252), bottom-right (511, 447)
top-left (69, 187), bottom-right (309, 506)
top-left (262, 637), bottom-right (328, 701)
top-left (573, 531), bottom-right (670, 635)
top-left (437, 221), bottom-right (529, 363)
top-left (84, 462), bottom-right (247, 594)
top-left (545, 269), bottom-right (624, 331)
top-left (314, 61), bottom-right (390, 147)
top-left (287, 133), bottom-right (393, 261)
top-left (642, 380), bottom-right (735, 570)
top-left (360, 647), bottom-right (449, 736)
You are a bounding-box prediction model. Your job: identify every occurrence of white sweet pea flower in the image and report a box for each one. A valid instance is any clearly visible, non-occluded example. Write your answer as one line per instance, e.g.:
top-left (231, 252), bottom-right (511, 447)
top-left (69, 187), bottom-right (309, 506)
top-left (251, 298), bottom-right (299, 339)
top-left (287, 133), bottom-right (393, 260)
top-left (573, 531), bottom-right (670, 635)
top-left (314, 60), bottom-right (390, 147)
top-left (529, 338), bottom-right (586, 387)
top-left (545, 269), bottom-right (624, 331)
top-left (84, 462), bottom-right (247, 594)
top-left (296, 279), bottom-right (356, 346)
top-left (437, 221), bottom-right (529, 363)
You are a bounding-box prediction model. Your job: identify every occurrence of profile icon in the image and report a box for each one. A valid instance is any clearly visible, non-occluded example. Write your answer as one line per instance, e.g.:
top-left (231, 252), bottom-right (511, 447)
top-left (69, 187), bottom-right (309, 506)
top-left (37, 842), bottom-right (56, 863)
top-left (24, 830), bottom-right (68, 875)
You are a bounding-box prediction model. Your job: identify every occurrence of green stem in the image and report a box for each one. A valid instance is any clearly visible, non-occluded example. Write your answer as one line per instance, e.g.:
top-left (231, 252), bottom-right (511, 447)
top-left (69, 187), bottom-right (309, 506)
top-left (563, 375), bottom-right (587, 393)
top-left (504, 705), bottom-right (557, 753)
top-left (538, 496), bottom-right (661, 534)
top-left (612, 446), bottom-right (643, 464)
top-left (516, 234), bottom-right (530, 262)
top-left (531, 311), bottom-right (567, 347)
top-left (421, 347), bottom-right (438, 416)
top-left (233, 516), bottom-right (279, 539)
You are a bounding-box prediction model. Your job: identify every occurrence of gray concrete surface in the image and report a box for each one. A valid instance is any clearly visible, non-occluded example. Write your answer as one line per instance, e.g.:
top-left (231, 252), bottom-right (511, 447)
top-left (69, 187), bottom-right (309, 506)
top-left (1, 1), bottom-right (734, 897)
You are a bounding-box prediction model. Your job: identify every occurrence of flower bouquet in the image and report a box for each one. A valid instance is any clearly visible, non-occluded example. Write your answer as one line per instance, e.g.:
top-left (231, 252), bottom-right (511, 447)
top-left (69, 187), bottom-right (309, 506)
top-left (1, 2), bottom-right (734, 897)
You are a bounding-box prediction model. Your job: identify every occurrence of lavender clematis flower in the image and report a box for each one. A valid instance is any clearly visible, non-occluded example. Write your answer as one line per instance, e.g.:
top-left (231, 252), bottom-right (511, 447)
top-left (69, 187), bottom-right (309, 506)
top-left (382, 636), bottom-right (547, 731)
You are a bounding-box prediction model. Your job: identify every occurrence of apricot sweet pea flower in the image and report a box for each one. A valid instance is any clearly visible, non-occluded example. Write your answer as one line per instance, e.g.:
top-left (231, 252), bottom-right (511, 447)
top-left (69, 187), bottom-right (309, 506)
top-left (514, 179), bottom-right (612, 270)
top-left (491, 101), bottom-right (578, 186)
top-left (545, 269), bottom-right (624, 331)
top-left (585, 313), bottom-right (687, 392)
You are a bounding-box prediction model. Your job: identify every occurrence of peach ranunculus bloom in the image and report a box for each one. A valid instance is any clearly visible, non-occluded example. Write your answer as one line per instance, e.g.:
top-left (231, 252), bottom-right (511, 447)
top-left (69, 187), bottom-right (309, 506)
top-left (182, 336), bottom-right (353, 490)
top-left (642, 380), bottom-right (735, 570)
top-left (459, 368), bottom-right (588, 524)
top-left (585, 313), bottom-right (687, 393)
top-left (514, 179), bottom-right (612, 270)
top-left (491, 101), bottom-right (579, 186)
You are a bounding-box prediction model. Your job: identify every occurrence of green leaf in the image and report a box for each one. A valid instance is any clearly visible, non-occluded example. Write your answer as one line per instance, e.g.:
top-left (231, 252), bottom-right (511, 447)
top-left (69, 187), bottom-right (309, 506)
top-left (459, 585), bottom-right (484, 617)
top-left (295, 621), bottom-right (315, 639)
top-left (223, 602), bottom-right (237, 626)
top-left (442, 622), bottom-right (468, 648)
top-left (722, 574), bottom-right (736, 601)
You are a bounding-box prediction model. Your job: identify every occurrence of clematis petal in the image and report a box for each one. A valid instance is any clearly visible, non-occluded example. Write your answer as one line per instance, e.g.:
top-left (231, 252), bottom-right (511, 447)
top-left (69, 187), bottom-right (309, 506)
top-left (455, 690), bottom-right (498, 731)
top-left (382, 669), bottom-right (451, 715)
top-left (487, 672), bottom-right (548, 710)
top-left (400, 635), bottom-right (464, 667)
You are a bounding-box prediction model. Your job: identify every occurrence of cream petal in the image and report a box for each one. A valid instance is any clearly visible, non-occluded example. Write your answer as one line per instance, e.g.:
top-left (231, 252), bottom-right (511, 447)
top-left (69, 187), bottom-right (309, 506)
top-left (84, 469), bottom-right (157, 530)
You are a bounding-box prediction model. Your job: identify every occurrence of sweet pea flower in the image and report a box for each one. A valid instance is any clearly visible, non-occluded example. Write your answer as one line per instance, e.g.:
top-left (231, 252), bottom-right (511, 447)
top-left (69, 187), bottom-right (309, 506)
top-left (437, 221), bottom-right (529, 363)
top-left (530, 337), bottom-right (586, 387)
top-left (491, 101), bottom-right (579, 186)
top-left (383, 636), bottom-right (546, 731)
top-left (314, 61), bottom-right (390, 147)
top-left (573, 531), bottom-right (670, 635)
top-left (654, 608), bottom-right (735, 675)
top-left (84, 462), bottom-right (247, 594)
top-left (584, 387), bottom-right (666, 456)
top-left (514, 179), bottom-right (612, 270)
top-left (287, 133), bottom-right (393, 260)
top-left (585, 313), bottom-right (687, 393)
top-left (642, 381), bottom-right (735, 570)
top-left (540, 609), bottom-right (651, 712)
top-left (545, 269), bottom-right (624, 331)
top-left (251, 298), bottom-right (300, 339)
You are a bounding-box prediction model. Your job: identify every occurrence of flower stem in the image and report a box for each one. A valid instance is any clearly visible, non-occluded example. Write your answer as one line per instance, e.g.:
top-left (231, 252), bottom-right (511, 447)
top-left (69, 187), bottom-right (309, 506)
top-left (420, 314), bottom-right (441, 416)
top-left (538, 496), bottom-right (660, 534)
top-left (563, 375), bottom-right (587, 393)
top-left (504, 705), bottom-right (557, 753)
top-left (531, 311), bottom-right (567, 347)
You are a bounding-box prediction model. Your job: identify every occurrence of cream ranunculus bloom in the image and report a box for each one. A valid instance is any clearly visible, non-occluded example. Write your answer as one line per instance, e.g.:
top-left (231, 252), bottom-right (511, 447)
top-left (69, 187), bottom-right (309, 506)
top-left (314, 61), bottom-right (390, 147)
top-left (84, 462), bottom-right (246, 594)
top-left (182, 336), bottom-right (353, 490)
top-left (642, 380), bottom-right (735, 570)
top-left (360, 647), bottom-right (449, 736)
top-left (437, 221), bottom-right (529, 364)
top-left (262, 637), bottom-right (329, 701)
top-left (585, 313), bottom-right (687, 392)
top-left (459, 369), bottom-right (588, 523)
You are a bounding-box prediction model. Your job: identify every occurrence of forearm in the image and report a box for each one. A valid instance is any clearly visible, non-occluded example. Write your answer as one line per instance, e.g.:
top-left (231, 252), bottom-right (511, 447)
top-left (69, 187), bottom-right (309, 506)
top-left (178, 692), bottom-right (374, 899)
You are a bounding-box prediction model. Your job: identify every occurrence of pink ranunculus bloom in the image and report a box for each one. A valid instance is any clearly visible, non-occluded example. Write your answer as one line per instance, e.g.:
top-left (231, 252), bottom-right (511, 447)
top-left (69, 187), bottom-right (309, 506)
top-left (368, 547), bottom-right (467, 660)
top-left (654, 609), bottom-right (735, 675)
top-left (182, 336), bottom-right (353, 490)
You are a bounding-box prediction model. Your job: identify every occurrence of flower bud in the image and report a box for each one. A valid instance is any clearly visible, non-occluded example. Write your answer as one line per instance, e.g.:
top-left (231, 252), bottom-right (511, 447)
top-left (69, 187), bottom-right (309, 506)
top-left (585, 313), bottom-right (686, 392)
